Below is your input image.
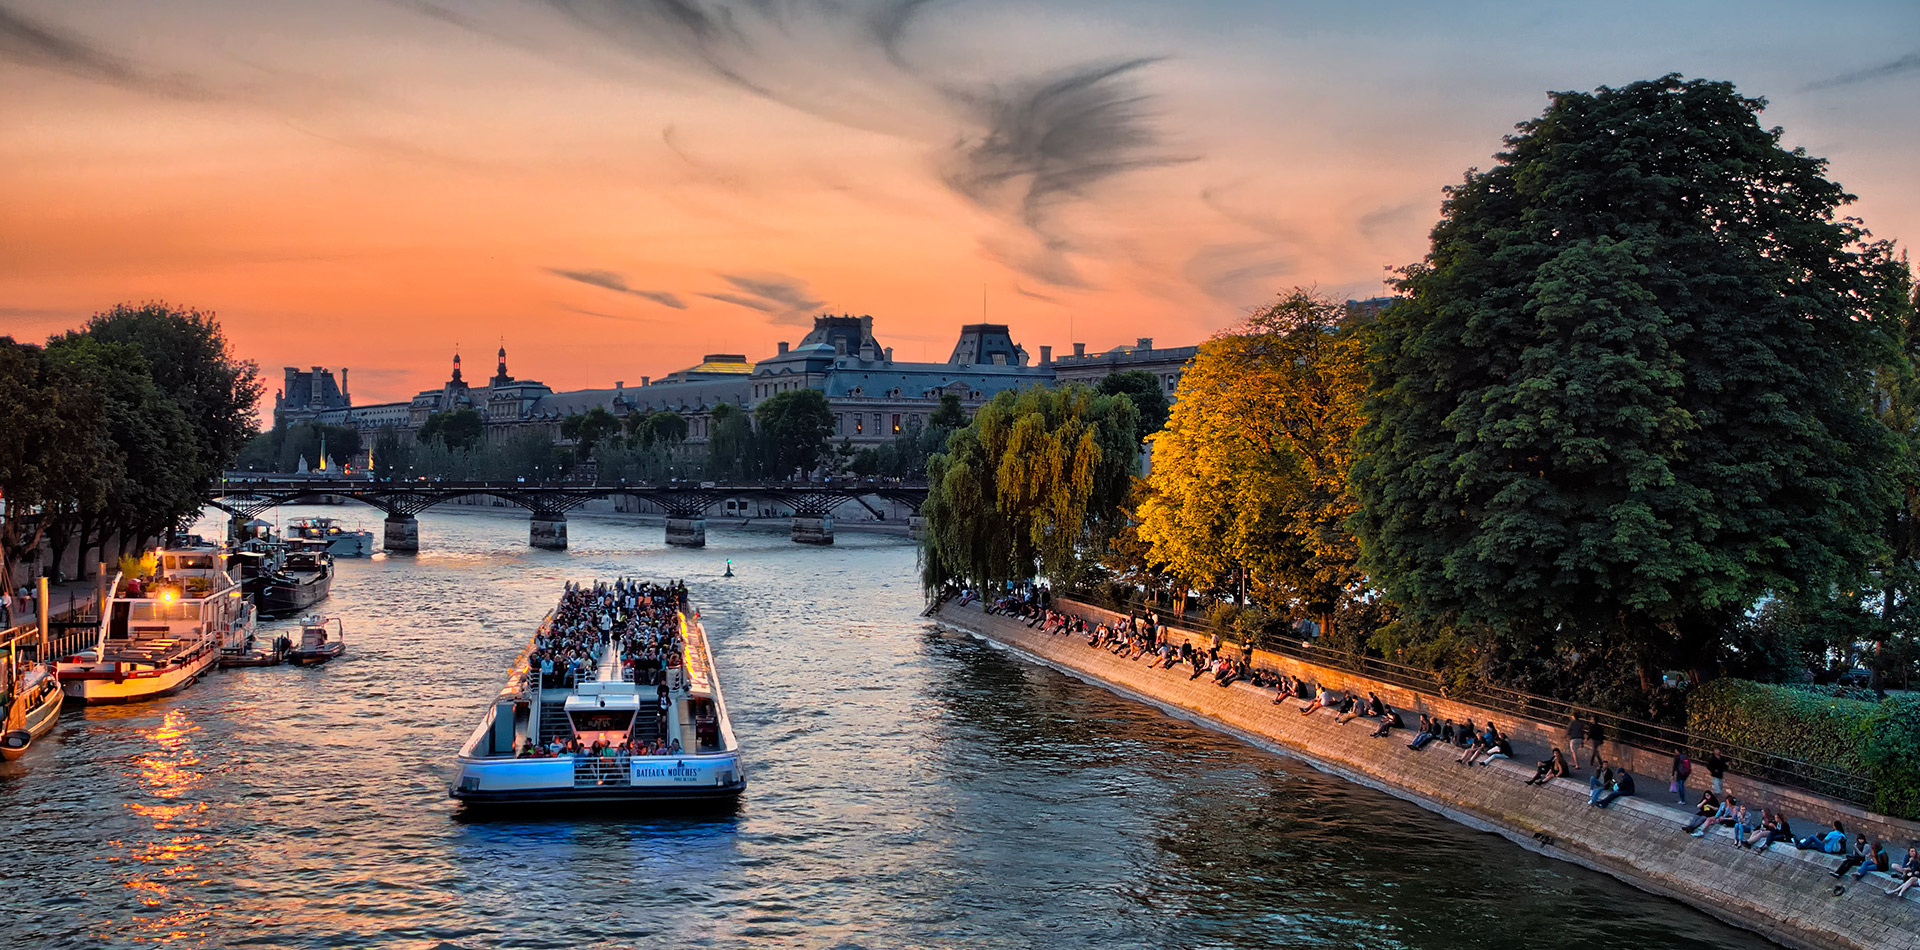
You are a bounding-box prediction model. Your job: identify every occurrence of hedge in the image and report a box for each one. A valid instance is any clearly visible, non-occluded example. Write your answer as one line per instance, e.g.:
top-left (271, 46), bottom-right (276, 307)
top-left (1688, 679), bottom-right (1920, 820)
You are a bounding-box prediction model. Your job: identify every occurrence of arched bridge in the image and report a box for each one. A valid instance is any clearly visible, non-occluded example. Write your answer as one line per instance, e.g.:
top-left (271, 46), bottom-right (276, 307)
top-left (208, 477), bottom-right (929, 551)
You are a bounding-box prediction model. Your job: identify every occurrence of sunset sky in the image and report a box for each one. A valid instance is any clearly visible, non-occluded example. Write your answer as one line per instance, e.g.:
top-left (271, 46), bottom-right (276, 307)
top-left (3, 0), bottom-right (1916, 407)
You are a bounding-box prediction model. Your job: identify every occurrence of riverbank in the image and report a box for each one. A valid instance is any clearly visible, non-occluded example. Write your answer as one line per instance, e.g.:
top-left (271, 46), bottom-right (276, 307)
top-left (933, 600), bottom-right (1920, 950)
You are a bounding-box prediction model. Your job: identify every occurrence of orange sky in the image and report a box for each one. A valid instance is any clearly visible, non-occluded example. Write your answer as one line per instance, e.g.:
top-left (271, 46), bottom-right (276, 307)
top-left (3, 0), bottom-right (1916, 407)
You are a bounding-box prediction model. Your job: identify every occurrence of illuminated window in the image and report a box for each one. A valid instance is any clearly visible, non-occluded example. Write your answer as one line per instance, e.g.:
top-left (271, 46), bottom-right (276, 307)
top-left (892, 414), bottom-right (901, 434)
top-left (855, 417), bottom-right (863, 434)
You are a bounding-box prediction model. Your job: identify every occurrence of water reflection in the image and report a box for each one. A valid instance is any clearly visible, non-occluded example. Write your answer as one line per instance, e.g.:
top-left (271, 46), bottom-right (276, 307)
top-left (0, 506), bottom-right (1776, 950)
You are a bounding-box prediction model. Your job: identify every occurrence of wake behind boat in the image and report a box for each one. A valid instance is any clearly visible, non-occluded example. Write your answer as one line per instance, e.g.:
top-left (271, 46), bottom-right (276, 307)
top-left (451, 579), bottom-right (745, 807)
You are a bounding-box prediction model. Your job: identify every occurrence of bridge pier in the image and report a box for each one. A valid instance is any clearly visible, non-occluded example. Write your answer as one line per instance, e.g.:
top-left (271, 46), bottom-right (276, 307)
top-left (384, 515), bottom-right (419, 553)
top-left (665, 517), bottom-right (706, 548)
top-left (908, 516), bottom-right (926, 541)
top-left (529, 513), bottom-right (568, 550)
top-left (791, 515), bottom-right (834, 545)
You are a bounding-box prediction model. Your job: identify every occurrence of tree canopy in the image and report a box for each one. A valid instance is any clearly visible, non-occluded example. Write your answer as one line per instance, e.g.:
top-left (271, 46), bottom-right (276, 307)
top-left (418, 408), bottom-right (485, 452)
top-left (560, 406), bottom-right (621, 459)
top-left (1097, 370), bottom-right (1171, 443)
top-left (921, 384), bottom-right (1138, 593)
top-left (755, 389), bottom-right (836, 476)
top-left (1136, 289), bottom-right (1371, 640)
top-left (1350, 75), bottom-right (1909, 699)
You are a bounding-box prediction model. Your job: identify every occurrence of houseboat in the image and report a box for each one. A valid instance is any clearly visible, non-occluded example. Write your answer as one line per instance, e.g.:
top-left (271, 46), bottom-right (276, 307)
top-left (58, 547), bottom-right (255, 704)
top-left (257, 541), bottom-right (332, 617)
top-left (450, 580), bottom-right (745, 807)
top-left (287, 517), bottom-right (374, 558)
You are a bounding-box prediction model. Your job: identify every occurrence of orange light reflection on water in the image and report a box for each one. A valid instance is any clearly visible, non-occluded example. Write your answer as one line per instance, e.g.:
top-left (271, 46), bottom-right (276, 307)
top-left (104, 706), bottom-right (214, 945)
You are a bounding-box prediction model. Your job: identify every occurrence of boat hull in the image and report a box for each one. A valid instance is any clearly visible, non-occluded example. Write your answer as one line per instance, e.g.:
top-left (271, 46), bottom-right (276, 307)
top-left (0, 682), bottom-right (62, 759)
top-left (286, 644), bottom-right (343, 666)
top-left (60, 647), bottom-right (218, 705)
top-left (258, 570), bottom-right (331, 617)
top-left (449, 777), bottom-right (747, 807)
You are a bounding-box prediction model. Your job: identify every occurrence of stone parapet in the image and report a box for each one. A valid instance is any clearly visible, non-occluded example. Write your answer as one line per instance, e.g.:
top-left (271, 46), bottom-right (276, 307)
top-left (934, 601), bottom-right (1920, 950)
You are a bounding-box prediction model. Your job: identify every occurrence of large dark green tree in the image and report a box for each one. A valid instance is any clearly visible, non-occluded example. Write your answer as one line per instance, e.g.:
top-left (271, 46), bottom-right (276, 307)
top-left (418, 408), bottom-right (485, 452)
top-left (1098, 370), bottom-right (1171, 443)
top-left (1351, 76), bottom-right (1909, 703)
top-left (755, 389), bottom-right (836, 476)
top-left (83, 303), bottom-right (261, 490)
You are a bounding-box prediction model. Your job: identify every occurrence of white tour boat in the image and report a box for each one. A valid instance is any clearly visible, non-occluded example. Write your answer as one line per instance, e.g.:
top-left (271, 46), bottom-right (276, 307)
top-left (58, 547), bottom-right (255, 704)
top-left (286, 518), bottom-right (374, 558)
top-left (450, 580), bottom-right (745, 807)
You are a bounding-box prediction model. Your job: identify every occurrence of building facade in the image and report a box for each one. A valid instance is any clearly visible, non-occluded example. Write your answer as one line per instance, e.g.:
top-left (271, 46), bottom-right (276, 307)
top-left (271, 314), bottom-right (1207, 466)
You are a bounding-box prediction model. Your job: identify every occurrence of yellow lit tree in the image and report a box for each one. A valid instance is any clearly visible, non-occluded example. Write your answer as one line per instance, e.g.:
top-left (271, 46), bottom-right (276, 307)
top-left (1136, 288), bottom-right (1371, 641)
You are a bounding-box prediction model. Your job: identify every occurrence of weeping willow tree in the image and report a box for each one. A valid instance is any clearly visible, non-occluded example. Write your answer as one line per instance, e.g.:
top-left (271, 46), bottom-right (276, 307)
top-left (920, 384), bottom-right (1139, 595)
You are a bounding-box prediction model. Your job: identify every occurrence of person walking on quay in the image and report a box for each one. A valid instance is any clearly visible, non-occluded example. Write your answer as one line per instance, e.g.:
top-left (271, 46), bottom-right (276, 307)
top-left (1703, 749), bottom-right (1730, 797)
top-left (0, 586), bottom-right (11, 628)
top-left (1566, 713), bottom-right (1588, 768)
top-left (1670, 751), bottom-right (1692, 804)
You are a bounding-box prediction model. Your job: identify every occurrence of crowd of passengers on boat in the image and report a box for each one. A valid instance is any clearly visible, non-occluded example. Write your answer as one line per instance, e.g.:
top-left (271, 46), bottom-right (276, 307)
top-left (516, 578), bottom-right (690, 760)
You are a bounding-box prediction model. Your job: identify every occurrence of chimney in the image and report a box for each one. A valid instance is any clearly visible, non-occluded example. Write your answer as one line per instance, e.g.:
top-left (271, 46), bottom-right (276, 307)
top-left (1040, 345), bottom-right (1052, 366)
top-left (860, 341), bottom-right (877, 361)
top-left (1137, 337), bottom-right (1153, 349)
top-left (884, 346), bottom-right (893, 362)
top-left (778, 341), bottom-right (790, 355)
top-left (615, 380), bottom-right (624, 391)
top-left (641, 376), bottom-right (650, 387)
top-left (311, 366), bottom-right (322, 405)
top-left (1073, 342), bottom-right (1086, 358)
top-left (340, 368), bottom-right (350, 403)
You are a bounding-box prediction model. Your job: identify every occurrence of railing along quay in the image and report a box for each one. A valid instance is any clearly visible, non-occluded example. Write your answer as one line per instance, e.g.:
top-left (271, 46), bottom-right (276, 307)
top-left (1054, 591), bottom-right (1876, 807)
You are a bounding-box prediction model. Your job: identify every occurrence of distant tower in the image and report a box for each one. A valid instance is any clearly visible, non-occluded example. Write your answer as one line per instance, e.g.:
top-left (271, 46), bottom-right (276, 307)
top-left (450, 351), bottom-right (464, 384)
top-left (492, 343), bottom-right (514, 387)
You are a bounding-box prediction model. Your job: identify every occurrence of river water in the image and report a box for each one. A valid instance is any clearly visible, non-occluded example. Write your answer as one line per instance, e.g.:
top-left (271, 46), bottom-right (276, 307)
top-left (0, 505), bottom-right (1773, 949)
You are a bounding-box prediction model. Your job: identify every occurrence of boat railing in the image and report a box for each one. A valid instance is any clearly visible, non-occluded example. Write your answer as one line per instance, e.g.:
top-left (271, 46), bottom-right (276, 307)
top-left (572, 753), bottom-right (632, 788)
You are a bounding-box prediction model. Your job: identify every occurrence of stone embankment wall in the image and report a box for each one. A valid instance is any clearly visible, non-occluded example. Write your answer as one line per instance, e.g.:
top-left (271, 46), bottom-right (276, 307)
top-left (934, 601), bottom-right (1920, 950)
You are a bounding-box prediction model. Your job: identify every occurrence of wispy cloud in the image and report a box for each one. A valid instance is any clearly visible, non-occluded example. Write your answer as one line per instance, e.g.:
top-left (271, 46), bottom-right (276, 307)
top-left (1804, 51), bottom-right (1920, 91)
top-left (0, 3), bottom-right (208, 98)
top-left (431, 1), bottom-right (1183, 290)
top-left (545, 268), bottom-right (687, 308)
top-left (559, 304), bottom-right (675, 324)
top-left (698, 272), bottom-right (824, 325)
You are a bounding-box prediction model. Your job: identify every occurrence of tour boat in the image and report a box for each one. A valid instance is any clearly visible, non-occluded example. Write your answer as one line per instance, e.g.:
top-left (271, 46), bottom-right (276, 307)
top-left (286, 518), bottom-right (374, 558)
top-left (257, 541), bottom-right (332, 617)
top-left (58, 547), bottom-right (255, 705)
top-left (450, 581), bottom-right (746, 807)
top-left (285, 616), bottom-right (345, 666)
top-left (1, 658), bottom-right (62, 760)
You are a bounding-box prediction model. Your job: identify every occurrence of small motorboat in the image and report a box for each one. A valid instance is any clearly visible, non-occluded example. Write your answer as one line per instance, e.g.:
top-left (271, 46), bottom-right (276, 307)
top-left (286, 616), bottom-right (345, 666)
top-left (2, 663), bottom-right (63, 761)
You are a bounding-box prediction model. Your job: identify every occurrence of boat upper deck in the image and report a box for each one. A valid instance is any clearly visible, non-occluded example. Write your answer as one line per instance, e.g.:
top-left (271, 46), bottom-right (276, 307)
top-left (468, 578), bottom-right (736, 761)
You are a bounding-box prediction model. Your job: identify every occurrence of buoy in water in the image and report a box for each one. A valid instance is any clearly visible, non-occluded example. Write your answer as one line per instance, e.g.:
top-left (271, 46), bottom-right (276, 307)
top-left (723, 558), bottom-right (734, 578)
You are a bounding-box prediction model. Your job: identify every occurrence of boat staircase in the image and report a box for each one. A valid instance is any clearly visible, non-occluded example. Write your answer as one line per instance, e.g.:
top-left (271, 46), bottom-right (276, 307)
top-left (536, 696), bottom-right (571, 745)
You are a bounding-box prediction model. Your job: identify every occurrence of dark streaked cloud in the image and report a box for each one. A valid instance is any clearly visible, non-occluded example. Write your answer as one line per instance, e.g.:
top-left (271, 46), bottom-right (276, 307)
top-left (0, 2), bottom-right (208, 98)
top-left (1358, 201), bottom-right (1418, 241)
top-left (700, 272), bottom-right (824, 326)
top-left (942, 58), bottom-right (1183, 286)
top-left (545, 267), bottom-right (687, 308)
top-left (559, 305), bottom-right (675, 324)
top-left (1184, 243), bottom-right (1293, 305)
top-left (489, 1), bottom-right (1182, 290)
top-left (1804, 51), bottom-right (1920, 91)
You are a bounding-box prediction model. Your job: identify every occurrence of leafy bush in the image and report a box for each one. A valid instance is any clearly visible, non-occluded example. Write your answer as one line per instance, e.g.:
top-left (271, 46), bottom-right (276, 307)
top-left (1688, 679), bottom-right (1920, 820)
top-left (1687, 679), bottom-right (1871, 774)
top-left (1857, 695), bottom-right (1920, 820)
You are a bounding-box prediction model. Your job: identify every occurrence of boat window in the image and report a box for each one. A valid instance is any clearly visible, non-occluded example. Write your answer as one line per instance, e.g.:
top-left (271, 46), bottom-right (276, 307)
top-left (569, 710), bottom-right (634, 732)
top-left (129, 601), bottom-right (200, 621)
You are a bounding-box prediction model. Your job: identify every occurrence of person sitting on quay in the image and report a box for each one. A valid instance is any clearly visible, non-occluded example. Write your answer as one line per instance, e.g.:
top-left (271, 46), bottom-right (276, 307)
top-left (1687, 797), bottom-right (1740, 837)
top-left (1885, 847), bottom-right (1919, 898)
top-left (1300, 686), bottom-right (1335, 716)
top-left (1456, 722), bottom-right (1495, 764)
top-left (1367, 704), bottom-right (1402, 738)
top-left (1454, 718), bottom-right (1478, 751)
top-left (1795, 820), bottom-right (1848, 855)
top-left (1467, 728), bottom-right (1514, 766)
top-left (1588, 764), bottom-right (1613, 805)
top-left (1836, 838), bottom-right (1891, 880)
top-left (1337, 692), bottom-right (1381, 725)
top-left (1407, 714), bottom-right (1439, 750)
top-left (1729, 803), bottom-right (1759, 847)
top-left (1742, 811), bottom-right (1792, 851)
top-left (1525, 748), bottom-right (1571, 785)
top-left (1678, 791), bottom-right (1724, 835)
top-left (1591, 768), bottom-right (1635, 808)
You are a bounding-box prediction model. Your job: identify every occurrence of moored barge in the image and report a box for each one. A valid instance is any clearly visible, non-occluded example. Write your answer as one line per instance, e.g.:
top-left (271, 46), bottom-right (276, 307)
top-left (450, 579), bottom-right (745, 807)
